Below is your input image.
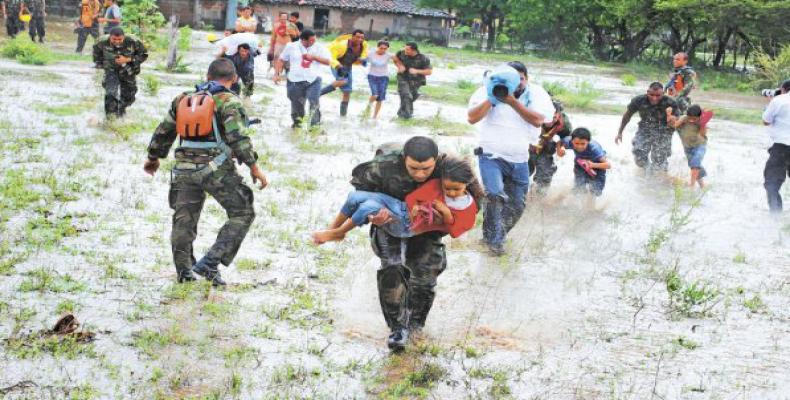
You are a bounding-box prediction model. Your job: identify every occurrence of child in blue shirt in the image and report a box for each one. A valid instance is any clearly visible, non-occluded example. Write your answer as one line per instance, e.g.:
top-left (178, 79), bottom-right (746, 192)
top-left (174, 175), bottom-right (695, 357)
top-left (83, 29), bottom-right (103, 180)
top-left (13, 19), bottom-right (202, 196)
top-left (558, 128), bottom-right (611, 197)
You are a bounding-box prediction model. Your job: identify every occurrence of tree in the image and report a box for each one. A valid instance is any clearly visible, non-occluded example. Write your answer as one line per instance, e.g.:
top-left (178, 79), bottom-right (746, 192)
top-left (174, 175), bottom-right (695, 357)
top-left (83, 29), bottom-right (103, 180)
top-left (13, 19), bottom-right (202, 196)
top-left (420, 0), bottom-right (509, 51)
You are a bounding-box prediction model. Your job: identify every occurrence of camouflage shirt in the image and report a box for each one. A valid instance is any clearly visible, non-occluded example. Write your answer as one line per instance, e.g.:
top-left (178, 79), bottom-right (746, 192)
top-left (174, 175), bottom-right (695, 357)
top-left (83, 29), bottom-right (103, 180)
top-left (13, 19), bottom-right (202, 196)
top-left (92, 36), bottom-right (148, 75)
top-left (351, 149), bottom-right (446, 201)
top-left (395, 50), bottom-right (431, 86)
top-left (146, 89), bottom-right (257, 167)
top-left (627, 94), bottom-right (679, 131)
top-left (670, 66), bottom-right (696, 97)
top-left (27, 0), bottom-right (45, 16)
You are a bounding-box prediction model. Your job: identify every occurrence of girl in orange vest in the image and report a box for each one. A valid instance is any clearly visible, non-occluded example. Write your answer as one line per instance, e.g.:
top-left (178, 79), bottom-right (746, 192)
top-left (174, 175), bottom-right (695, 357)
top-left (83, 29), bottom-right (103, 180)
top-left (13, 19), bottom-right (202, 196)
top-left (312, 156), bottom-right (483, 244)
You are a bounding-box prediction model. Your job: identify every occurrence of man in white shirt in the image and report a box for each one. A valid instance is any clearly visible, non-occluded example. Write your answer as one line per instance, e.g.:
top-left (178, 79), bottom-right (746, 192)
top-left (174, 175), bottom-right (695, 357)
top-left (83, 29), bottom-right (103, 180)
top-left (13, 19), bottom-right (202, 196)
top-left (467, 61), bottom-right (554, 256)
top-left (762, 79), bottom-right (790, 213)
top-left (274, 29), bottom-right (331, 128)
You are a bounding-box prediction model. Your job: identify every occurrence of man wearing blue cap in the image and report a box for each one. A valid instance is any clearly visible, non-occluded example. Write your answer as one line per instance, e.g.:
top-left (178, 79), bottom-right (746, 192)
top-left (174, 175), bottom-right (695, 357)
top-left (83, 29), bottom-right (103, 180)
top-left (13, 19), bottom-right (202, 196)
top-left (467, 61), bottom-right (554, 256)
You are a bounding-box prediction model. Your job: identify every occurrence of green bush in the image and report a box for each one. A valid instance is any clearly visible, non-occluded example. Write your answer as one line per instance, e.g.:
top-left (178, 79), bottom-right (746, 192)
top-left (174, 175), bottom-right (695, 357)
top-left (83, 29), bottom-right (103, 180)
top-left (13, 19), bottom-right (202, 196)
top-left (1, 38), bottom-right (51, 65)
top-left (621, 73), bottom-right (637, 86)
top-left (754, 44), bottom-right (790, 89)
top-left (142, 74), bottom-right (161, 96)
top-left (177, 26), bottom-right (192, 51)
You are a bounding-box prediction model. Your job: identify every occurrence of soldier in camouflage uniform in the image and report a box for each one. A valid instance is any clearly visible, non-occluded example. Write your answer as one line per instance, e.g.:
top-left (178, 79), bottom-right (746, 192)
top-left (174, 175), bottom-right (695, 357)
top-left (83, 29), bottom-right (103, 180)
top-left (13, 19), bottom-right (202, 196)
top-left (92, 27), bottom-right (148, 118)
top-left (392, 42), bottom-right (432, 119)
top-left (616, 82), bottom-right (680, 173)
top-left (26, 0), bottom-right (43, 42)
top-left (350, 136), bottom-right (448, 351)
top-left (2, 0), bottom-right (25, 38)
top-left (143, 58), bottom-right (268, 285)
top-left (528, 100), bottom-right (572, 195)
top-left (666, 52), bottom-right (697, 113)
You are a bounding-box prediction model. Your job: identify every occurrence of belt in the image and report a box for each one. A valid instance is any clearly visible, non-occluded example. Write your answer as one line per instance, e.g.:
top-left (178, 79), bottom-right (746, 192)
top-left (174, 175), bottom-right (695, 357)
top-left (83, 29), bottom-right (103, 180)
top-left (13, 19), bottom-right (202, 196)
top-left (174, 161), bottom-right (208, 170)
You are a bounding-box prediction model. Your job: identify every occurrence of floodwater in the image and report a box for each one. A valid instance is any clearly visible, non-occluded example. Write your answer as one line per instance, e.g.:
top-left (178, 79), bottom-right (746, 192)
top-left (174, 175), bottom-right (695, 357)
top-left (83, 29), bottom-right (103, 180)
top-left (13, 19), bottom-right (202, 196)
top-left (1, 27), bottom-right (788, 399)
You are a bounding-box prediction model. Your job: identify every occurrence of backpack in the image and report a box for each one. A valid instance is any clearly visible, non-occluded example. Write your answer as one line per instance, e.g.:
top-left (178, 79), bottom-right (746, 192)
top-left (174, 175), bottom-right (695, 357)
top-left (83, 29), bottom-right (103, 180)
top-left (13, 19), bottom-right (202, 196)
top-left (174, 91), bottom-right (232, 170)
top-left (176, 91), bottom-right (217, 138)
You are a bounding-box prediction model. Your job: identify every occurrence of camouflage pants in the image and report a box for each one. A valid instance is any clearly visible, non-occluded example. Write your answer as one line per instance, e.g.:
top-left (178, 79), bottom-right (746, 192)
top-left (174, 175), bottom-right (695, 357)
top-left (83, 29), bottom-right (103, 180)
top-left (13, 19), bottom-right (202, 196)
top-left (371, 227), bottom-right (446, 331)
top-left (28, 15), bottom-right (44, 41)
top-left (528, 143), bottom-right (559, 195)
top-left (632, 129), bottom-right (673, 172)
top-left (103, 70), bottom-right (137, 117)
top-left (168, 163), bottom-right (255, 277)
top-left (397, 79), bottom-right (421, 119)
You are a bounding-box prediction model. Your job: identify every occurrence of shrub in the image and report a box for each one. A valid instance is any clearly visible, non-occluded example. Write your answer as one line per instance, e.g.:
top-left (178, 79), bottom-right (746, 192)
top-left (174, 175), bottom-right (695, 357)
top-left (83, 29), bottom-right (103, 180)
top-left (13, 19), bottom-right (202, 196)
top-left (142, 74), bottom-right (160, 96)
top-left (621, 73), bottom-right (637, 86)
top-left (753, 44), bottom-right (790, 89)
top-left (1, 38), bottom-right (50, 65)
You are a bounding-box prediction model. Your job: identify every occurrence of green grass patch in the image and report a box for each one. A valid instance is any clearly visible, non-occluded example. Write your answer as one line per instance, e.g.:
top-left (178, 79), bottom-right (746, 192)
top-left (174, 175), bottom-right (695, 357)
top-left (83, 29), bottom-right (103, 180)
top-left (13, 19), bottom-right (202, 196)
top-left (103, 116), bottom-right (159, 141)
top-left (142, 74), bottom-right (161, 96)
top-left (6, 334), bottom-right (97, 360)
top-left (543, 80), bottom-right (603, 111)
top-left (132, 326), bottom-right (191, 358)
top-left (421, 79), bottom-right (477, 106)
top-left (394, 109), bottom-right (472, 136)
top-left (235, 257), bottom-right (272, 271)
top-left (621, 73), bottom-right (637, 86)
top-left (712, 107), bottom-right (763, 124)
top-left (36, 97), bottom-right (96, 116)
top-left (744, 294), bottom-right (767, 313)
top-left (18, 267), bottom-right (86, 293)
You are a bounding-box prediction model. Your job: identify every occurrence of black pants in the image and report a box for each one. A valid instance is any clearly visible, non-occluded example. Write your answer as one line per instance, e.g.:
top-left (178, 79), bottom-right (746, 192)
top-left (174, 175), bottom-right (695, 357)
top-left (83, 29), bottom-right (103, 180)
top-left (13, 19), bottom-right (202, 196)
top-left (76, 25), bottom-right (99, 53)
top-left (28, 15), bottom-right (44, 41)
top-left (528, 142), bottom-right (559, 194)
top-left (5, 14), bottom-right (23, 37)
top-left (764, 143), bottom-right (790, 212)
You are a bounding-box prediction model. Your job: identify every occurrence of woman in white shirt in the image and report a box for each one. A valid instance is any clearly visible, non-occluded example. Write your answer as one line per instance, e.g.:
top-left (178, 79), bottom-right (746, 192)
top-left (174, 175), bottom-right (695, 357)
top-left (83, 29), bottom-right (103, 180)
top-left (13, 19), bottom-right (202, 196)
top-left (366, 41), bottom-right (392, 119)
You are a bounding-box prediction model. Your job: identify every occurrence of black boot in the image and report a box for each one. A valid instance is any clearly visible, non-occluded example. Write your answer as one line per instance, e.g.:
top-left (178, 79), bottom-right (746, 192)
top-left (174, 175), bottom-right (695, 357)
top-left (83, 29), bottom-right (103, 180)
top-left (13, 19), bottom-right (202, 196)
top-left (192, 259), bottom-right (226, 286)
top-left (177, 269), bottom-right (196, 283)
top-left (340, 101), bottom-right (349, 117)
top-left (387, 327), bottom-right (410, 351)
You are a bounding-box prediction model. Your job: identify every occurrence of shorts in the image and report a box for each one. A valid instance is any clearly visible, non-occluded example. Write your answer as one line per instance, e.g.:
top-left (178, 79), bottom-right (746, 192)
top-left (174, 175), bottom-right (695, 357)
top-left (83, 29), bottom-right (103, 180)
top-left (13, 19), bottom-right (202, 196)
top-left (332, 66), bottom-right (353, 92)
top-left (684, 145), bottom-right (706, 169)
top-left (368, 75), bottom-right (389, 101)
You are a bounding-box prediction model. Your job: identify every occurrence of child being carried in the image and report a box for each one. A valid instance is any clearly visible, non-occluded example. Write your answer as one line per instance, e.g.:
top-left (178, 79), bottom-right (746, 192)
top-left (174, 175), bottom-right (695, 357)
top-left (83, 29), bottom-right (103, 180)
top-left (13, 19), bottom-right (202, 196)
top-left (312, 156), bottom-right (483, 244)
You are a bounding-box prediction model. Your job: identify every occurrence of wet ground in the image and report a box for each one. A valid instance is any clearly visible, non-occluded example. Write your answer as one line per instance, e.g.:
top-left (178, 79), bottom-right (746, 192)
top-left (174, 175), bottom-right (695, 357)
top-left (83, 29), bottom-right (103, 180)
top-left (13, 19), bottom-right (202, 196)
top-left (1, 22), bottom-right (789, 399)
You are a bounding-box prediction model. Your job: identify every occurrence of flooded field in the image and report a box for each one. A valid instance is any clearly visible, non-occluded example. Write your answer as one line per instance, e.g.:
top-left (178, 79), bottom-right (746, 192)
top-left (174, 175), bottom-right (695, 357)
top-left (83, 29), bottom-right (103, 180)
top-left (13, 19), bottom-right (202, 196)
top-left (1, 24), bottom-right (789, 399)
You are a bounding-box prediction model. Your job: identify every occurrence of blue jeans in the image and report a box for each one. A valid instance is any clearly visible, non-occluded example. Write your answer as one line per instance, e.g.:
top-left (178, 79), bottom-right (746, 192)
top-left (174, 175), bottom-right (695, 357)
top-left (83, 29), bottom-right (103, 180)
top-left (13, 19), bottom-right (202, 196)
top-left (332, 66), bottom-right (353, 92)
top-left (478, 154), bottom-right (530, 246)
top-left (339, 191), bottom-right (411, 237)
top-left (684, 145), bottom-right (707, 179)
top-left (573, 165), bottom-right (606, 196)
top-left (368, 75), bottom-right (389, 101)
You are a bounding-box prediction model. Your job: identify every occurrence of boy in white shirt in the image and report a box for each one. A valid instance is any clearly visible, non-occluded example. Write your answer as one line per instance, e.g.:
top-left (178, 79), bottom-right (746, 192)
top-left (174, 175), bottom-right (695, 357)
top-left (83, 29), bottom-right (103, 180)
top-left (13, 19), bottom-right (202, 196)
top-left (762, 79), bottom-right (790, 213)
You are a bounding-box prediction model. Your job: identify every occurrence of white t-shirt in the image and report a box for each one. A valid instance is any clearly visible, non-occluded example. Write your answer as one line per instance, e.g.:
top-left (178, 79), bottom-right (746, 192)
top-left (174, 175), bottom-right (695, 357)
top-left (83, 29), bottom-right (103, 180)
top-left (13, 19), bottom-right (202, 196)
top-left (367, 51), bottom-right (392, 77)
top-left (763, 92), bottom-right (790, 146)
top-left (215, 33), bottom-right (259, 56)
top-left (468, 82), bottom-right (555, 163)
top-left (279, 41), bottom-right (331, 83)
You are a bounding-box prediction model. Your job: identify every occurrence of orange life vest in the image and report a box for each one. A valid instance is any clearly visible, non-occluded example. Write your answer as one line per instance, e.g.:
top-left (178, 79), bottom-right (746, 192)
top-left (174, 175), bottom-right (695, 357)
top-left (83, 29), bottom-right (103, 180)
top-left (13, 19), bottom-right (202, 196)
top-left (175, 92), bottom-right (216, 138)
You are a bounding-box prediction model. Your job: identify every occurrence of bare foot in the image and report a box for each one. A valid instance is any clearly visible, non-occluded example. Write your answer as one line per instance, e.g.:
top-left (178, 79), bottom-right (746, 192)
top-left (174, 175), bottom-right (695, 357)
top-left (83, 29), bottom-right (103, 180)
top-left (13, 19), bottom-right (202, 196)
top-left (311, 230), bottom-right (346, 245)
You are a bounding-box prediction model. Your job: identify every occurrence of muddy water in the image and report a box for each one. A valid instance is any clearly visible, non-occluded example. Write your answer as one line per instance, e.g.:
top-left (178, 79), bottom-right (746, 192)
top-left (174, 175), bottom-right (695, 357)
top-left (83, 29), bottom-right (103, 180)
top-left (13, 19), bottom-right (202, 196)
top-left (0, 27), bottom-right (788, 399)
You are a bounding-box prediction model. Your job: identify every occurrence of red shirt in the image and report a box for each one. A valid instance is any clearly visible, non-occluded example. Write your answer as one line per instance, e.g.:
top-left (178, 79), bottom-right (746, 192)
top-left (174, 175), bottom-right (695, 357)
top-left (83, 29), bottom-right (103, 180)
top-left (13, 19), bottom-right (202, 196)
top-left (405, 179), bottom-right (478, 238)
